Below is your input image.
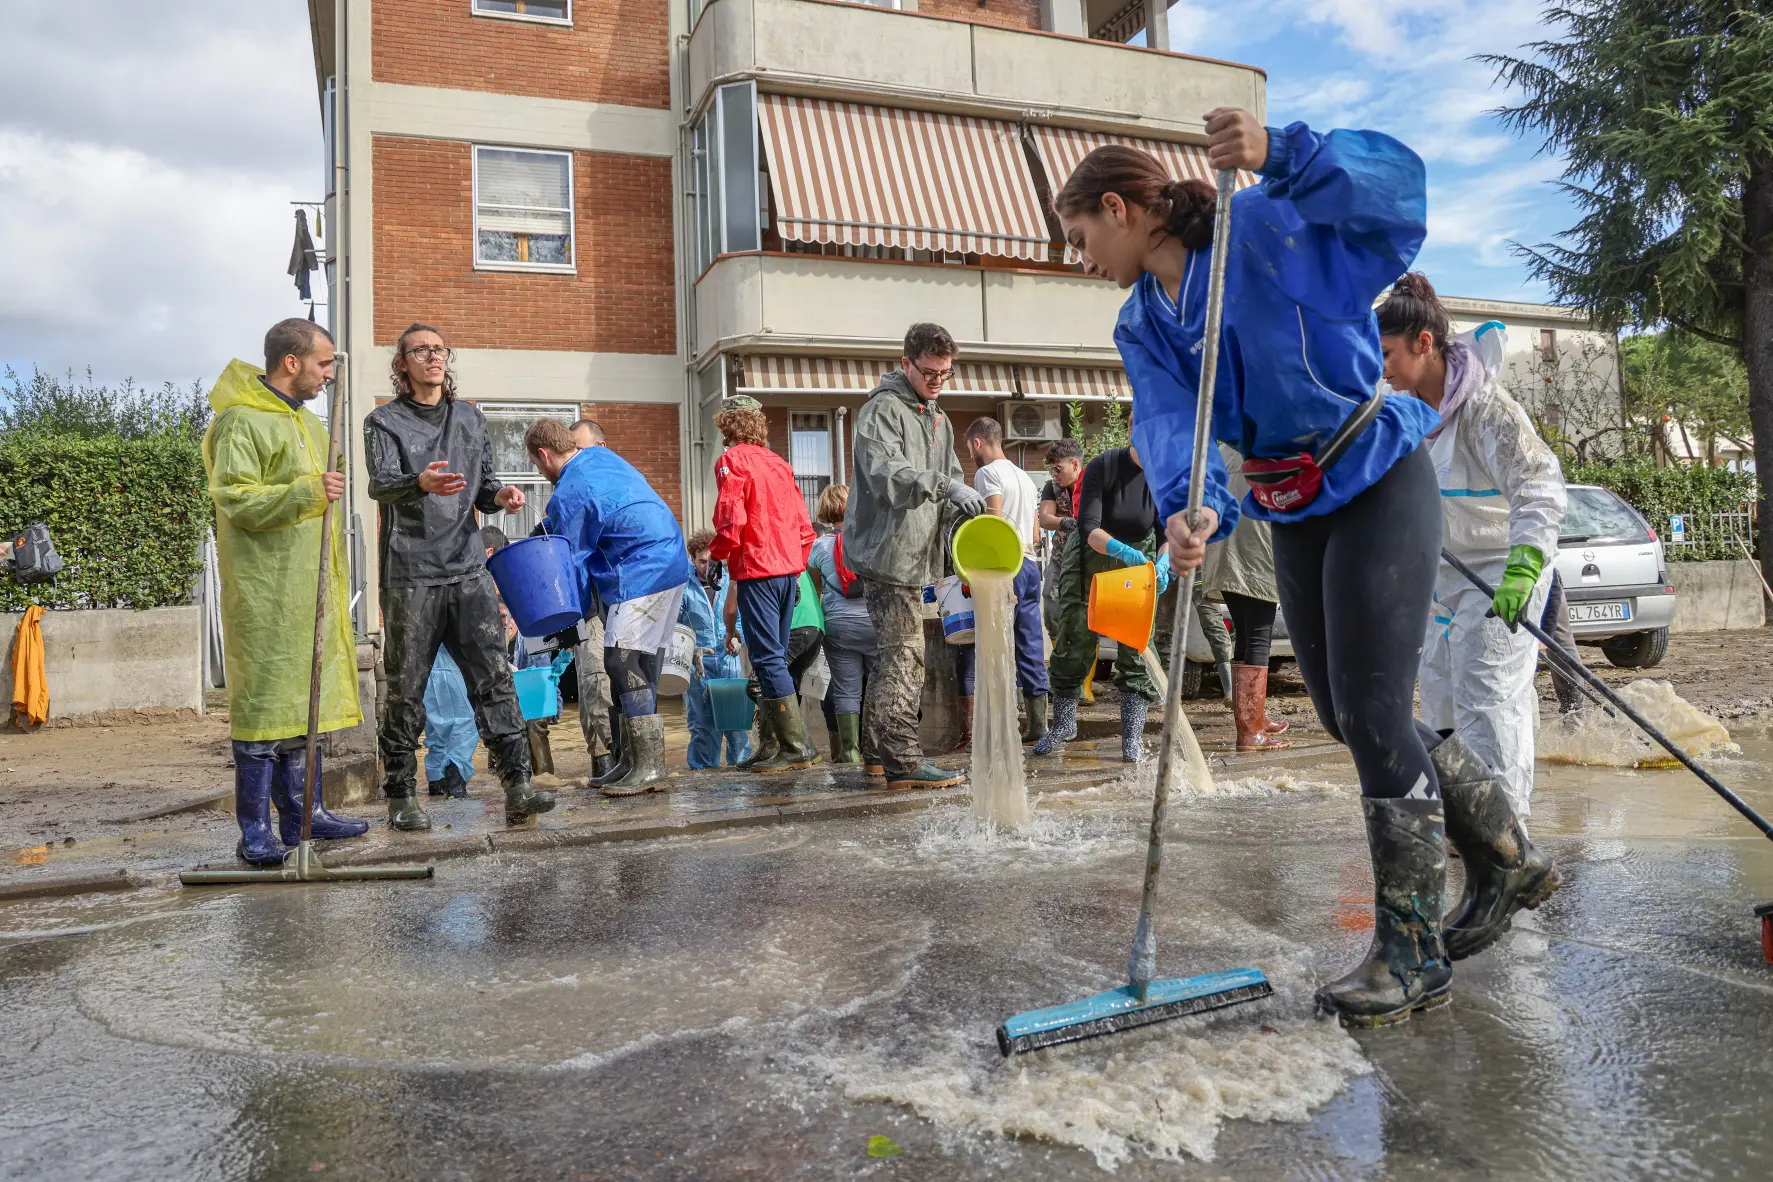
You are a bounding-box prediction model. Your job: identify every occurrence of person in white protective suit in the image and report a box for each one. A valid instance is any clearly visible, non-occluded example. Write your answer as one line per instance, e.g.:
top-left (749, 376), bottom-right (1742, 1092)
top-left (1378, 273), bottom-right (1567, 820)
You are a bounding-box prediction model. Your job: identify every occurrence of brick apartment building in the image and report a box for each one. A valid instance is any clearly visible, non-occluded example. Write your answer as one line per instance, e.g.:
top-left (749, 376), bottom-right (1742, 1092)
top-left (306, 0), bottom-right (1266, 624)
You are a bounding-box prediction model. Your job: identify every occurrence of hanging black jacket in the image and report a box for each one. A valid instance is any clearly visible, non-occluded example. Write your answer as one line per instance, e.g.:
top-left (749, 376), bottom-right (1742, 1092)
top-left (365, 396), bottom-right (506, 588)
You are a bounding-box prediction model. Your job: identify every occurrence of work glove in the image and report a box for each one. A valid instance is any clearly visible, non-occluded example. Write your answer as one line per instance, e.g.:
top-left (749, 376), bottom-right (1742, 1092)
top-left (1104, 538), bottom-right (1146, 569)
top-left (947, 479), bottom-right (986, 520)
top-left (1155, 551), bottom-right (1173, 595)
top-left (1490, 543), bottom-right (1544, 628)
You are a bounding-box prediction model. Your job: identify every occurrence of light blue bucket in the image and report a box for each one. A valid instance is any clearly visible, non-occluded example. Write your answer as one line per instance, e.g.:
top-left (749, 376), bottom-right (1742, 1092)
top-left (513, 652), bottom-right (572, 722)
top-left (707, 676), bottom-right (756, 733)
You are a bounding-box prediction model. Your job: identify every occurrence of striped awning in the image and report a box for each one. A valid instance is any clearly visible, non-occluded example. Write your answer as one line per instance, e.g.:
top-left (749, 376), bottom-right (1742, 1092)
top-left (758, 95), bottom-right (1051, 262)
top-left (1018, 365), bottom-right (1132, 402)
top-left (738, 357), bottom-right (1019, 397)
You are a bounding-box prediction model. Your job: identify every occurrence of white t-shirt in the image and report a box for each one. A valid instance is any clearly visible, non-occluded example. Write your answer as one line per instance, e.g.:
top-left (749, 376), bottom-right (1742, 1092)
top-left (974, 458), bottom-right (1041, 553)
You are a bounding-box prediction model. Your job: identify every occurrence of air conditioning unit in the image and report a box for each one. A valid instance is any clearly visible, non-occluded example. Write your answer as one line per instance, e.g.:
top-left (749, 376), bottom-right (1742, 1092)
top-left (1000, 400), bottom-right (1062, 442)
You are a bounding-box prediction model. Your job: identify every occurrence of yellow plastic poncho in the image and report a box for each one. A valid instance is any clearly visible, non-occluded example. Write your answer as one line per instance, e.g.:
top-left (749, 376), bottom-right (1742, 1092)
top-left (203, 359), bottom-right (361, 741)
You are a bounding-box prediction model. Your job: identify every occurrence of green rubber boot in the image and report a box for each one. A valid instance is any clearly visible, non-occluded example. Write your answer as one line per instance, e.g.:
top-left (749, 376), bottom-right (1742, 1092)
top-left (750, 696), bottom-right (821, 772)
top-left (833, 713), bottom-right (863, 765)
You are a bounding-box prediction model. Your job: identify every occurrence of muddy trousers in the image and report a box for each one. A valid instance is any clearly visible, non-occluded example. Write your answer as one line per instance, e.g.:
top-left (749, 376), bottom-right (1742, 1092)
top-left (1271, 446), bottom-right (1441, 800)
top-left (861, 581), bottom-right (930, 780)
top-left (574, 613), bottom-right (614, 757)
top-left (1048, 533), bottom-right (1157, 703)
top-left (380, 572), bottom-right (529, 797)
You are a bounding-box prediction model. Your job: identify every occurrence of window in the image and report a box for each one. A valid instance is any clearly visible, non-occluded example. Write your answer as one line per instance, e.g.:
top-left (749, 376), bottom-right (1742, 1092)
top-left (472, 0), bottom-right (571, 24)
top-left (1539, 328), bottom-right (1558, 361)
top-left (789, 411), bottom-right (833, 518)
top-left (690, 82), bottom-right (762, 275)
top-left (480, 403), bottom-right (576, 536)
top-left (474, 146), bottom-right (575, 272)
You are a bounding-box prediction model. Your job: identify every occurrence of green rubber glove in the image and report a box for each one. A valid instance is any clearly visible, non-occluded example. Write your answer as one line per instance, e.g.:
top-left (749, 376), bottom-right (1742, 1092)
top-left (1491, 544), bottom-right (1544, 626)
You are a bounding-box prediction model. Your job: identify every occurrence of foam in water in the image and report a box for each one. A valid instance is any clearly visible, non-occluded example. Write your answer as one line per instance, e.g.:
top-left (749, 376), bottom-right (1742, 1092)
top-left (968, 570), bottom-right (1031, 828)
top-left (1539, 679), bottom-right (1735, 768)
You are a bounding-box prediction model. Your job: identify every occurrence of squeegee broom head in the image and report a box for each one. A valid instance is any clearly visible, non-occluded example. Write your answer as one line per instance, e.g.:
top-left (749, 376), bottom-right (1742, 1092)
top-left (997, 968), bottom-right (1273, 1057)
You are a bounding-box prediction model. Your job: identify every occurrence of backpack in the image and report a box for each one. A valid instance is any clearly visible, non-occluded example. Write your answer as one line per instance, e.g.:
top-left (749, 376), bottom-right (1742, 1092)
top-left (831, 533), bottom-right (864, 599)
top-left (6, 524), bottom-right (64, 585)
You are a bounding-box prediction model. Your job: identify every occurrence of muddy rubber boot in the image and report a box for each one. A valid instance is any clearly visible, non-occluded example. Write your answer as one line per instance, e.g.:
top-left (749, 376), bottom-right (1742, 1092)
top-left (233, 752), bottom-right (286, 865)
top-left (1031, 694), bottom-right (1079, 756)
top-left (887, 762), bottom-right (967, 790)
top-left (736, 692), bottom-right (779, 770)
top-left (589, 716), bottom-right (629, 788)
top-left (600, 714), bottom-right (668, 795)
top-left (1432, 731), bottom-right (1563, 960)
top-left (751, 696), bottom-right (821, 772)
top-left (1021, 694), bottom-right (1049, 746)
top-left (273, 746), bottom-right (370, 845)
top-left (1216, 659), bottom-right (1235, 702)
top-left (833, 713), bottom-right (863, 765)
top-left (589, 753), bottom-right (617, 783)
top-left (386, 794), bottom-right (432, 832)
top-left (950, 696), bottom-right (974, 754)
top-left (1233, 663), bottom-right (1292, 752)
top-left (427, 764), bottom-right (469, 798)
top-left (1119, 694), bottom-right (1150, 762)
top-left (1316, 797), bottom-right (1453, 1027)
top-left (501, 770), bottom-right (557, 823)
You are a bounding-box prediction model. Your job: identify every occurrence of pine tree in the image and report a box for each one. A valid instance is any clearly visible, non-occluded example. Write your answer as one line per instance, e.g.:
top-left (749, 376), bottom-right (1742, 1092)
top-left (1482, 2), bottom-right (1773, 584)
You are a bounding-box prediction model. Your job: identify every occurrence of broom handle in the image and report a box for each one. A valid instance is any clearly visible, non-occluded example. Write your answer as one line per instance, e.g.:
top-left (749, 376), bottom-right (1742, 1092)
top-left (301, 353), bottom-right (348, 845)
top-left (1128, 170), bottom-right (1236, 998)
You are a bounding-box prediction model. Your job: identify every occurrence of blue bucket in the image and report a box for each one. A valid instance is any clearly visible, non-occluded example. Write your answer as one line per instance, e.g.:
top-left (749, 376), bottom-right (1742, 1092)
top-left (514, 666), bottom-right (561, 722)
top-left (707, 677), bottom-right (756, 733)
top-left (486, 535), bottom-right (582, 637)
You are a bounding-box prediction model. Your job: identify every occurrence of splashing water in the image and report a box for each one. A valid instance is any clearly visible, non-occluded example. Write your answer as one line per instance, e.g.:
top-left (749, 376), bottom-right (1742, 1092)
top-left (968, 571), bottom-right (1031, 828)
top-left (1539, 679), bottom-right (1735, 768)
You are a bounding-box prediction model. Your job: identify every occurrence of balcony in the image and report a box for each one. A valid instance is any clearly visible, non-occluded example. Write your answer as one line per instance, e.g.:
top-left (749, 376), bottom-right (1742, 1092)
top-left (692, 252), bottom-right (1128, 368)
top-left (686, 0), bottom-right (1266, 138)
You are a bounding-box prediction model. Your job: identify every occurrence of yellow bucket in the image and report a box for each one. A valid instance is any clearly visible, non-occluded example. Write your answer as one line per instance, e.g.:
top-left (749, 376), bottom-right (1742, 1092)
top-left (951, 514), bottom-right (1023, 582)
top-left (1088, 563), bottom-right (1157, 651)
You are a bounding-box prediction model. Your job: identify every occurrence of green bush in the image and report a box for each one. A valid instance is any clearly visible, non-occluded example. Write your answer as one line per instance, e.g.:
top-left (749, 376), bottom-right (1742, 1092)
top-left (0, 433), bottom-right (209, 610)
top-left (1565, 458), bottom-right (1756, 562)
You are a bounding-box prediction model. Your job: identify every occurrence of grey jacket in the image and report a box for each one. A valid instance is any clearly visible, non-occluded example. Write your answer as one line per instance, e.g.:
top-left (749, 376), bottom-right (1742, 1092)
top-left (1201, 443), bottom-right (1277, 603)
top-left (842, 370), bottom-right (964, 588)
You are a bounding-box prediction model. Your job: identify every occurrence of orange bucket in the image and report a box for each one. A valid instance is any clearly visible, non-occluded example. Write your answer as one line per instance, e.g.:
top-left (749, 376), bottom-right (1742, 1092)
top-left (1088, 563), bottom-right (1157, 651)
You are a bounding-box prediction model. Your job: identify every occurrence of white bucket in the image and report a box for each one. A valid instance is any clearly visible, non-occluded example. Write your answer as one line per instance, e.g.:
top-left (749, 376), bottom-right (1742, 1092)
top-left (657, 623), bottom-right (696, 697)
top-left (936, 575), bottom-right (976, 645)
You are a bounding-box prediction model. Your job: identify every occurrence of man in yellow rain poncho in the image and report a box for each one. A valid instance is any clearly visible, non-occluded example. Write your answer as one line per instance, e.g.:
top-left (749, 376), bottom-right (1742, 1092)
top-left (202, 320), bottom-right (371, 864)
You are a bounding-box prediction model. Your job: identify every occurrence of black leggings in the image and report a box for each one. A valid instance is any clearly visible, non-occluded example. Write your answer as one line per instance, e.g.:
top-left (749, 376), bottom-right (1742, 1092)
top-left (1270, 445), bottom-right (1442, 799)
top-left (1223, 592), bottom-right (1276, 668)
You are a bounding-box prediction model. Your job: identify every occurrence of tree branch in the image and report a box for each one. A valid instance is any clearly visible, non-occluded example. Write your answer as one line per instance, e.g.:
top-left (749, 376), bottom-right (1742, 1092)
top-left (1665, 315), bottom-right (1743, 350)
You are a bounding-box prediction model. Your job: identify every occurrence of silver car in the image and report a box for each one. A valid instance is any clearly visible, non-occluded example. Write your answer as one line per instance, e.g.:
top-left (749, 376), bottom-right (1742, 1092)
top-left (1551, 483), bottom-right (1676, 669)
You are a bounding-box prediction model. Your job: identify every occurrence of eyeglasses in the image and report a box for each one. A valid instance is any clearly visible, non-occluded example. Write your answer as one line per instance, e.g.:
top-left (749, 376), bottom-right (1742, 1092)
top-left (911, 361), bottom-right (955, 385)
top-left (403, 346), bottom-right (453, 362)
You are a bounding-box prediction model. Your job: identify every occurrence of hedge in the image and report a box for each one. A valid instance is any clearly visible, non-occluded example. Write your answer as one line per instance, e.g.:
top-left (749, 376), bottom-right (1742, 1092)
top-left (0, 433), bottom-right (209, 610)
top-left (1565, 459), bottom-right (1757, 562)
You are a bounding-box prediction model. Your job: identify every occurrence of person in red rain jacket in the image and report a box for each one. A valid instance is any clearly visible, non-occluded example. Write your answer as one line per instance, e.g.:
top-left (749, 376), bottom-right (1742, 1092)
top-left (709, 395), bottom-right (820, 772)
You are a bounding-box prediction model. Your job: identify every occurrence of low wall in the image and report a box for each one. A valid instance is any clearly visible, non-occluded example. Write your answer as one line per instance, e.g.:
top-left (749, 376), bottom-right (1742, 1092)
top-left (2, 606), bottom-right (203, 720)
top-left (1669, 560), bottom-right (1767, 633)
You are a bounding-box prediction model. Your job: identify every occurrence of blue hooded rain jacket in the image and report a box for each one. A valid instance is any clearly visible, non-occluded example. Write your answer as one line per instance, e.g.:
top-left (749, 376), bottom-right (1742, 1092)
top-left (541, 447), bottom-right (693, 609)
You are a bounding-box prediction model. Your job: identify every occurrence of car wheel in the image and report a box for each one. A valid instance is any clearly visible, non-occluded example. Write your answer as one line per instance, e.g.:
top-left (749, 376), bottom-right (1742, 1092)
top-left (1601, 627), bottom-right (1669, 670)
top-left (1180, 660), bottom-right (1204, 700)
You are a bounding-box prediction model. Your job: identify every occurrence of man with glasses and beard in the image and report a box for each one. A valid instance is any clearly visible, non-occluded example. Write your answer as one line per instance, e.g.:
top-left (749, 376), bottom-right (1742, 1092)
top-left (841, 322), bottom-right (978, 791)
top-left (364, 322), bottom-right (556, 832)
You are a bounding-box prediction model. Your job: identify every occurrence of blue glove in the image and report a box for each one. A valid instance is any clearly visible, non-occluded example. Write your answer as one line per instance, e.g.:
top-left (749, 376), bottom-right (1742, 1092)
top-left (1155, 551), bottom-right (1173, 595)
top-left (1105, 538), bottom-right (1145, 568)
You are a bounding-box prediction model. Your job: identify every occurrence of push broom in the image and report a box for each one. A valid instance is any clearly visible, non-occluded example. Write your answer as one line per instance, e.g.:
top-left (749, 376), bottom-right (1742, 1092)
top-left (998, 170), bottom-right (1272, 1055)
top-left (183, 353), bottom-right (433, 887)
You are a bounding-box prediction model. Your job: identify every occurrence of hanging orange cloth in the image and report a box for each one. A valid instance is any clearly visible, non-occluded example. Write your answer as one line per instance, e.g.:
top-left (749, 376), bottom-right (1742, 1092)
top-left (10, 605), bottom-right (48, 728)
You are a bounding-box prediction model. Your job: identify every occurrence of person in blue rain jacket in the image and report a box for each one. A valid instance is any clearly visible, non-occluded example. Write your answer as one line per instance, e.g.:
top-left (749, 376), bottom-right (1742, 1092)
top-left (421, 647), bottom-right (478, 799)
top-left (1053, 107), bottom-right (1556, 1029)
top-left (682, 532), bottom-right (752, 769)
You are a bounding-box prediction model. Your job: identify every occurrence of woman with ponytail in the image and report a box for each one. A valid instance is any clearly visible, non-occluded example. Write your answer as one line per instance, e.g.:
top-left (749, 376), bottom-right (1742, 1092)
top-left (1053, 108), bottom-right (1502, 1028)
top-left (1377, 272), bottom-right (1566, 960)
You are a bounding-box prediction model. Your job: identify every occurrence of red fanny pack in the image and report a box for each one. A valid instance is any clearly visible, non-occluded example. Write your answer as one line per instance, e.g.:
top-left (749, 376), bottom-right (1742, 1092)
top-left (832, 533), bottom-right (863, 598)
top-left (1240, 392), bottom-right (1387, 514)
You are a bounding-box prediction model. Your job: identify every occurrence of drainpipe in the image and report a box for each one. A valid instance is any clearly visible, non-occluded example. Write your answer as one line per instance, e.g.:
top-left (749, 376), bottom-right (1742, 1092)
top-left (834, 405), bottom-right (848, 485)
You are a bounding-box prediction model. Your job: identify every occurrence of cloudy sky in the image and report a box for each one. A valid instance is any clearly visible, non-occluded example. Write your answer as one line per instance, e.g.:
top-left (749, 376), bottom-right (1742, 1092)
top-left (0, 1), bottom-right (1572, 390)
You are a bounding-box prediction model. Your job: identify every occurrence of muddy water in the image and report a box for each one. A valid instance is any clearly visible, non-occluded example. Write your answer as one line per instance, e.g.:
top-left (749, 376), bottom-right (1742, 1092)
top-left (3, 729), bottom-right (1772, 1178)
top-left (966, 570), bottom-right (1030, 829)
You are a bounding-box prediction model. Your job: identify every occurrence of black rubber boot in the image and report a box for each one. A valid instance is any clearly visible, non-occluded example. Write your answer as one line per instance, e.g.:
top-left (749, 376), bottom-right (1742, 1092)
top-left (1216, 659), bottom-right (1235, 702)
top-left (234, 752), bottom-right (286, 866)
top-left (1432, 731), bottom-right (1563, 960)
top-left (589, 753), bottom-right (617, 783)
top-left (386, 794), bottom-right (432, 832)
top-left (590, 716), bottom-right (629, 788)
top-left (272, 745), bottom-right (370, 845)
top-left (600, 715), bottom-right (668, 796)
top-left (1316, 797), bottom-right (1453, 1027)
top-left (751, 696), bottom-right (821, 772)
top-left (1021, 694), bottom-right (1049, 746)
top-left (501, 770), bottom-right (557, 824)
top-left (1120, 693), bottom-right (1150, 763)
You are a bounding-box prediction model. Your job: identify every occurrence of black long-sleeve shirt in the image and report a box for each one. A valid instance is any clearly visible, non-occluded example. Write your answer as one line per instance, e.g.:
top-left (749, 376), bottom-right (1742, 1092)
top-left (364, 395), bottom-right (505, 587)
top-left (1074, 447), bottom-right (1160, 546)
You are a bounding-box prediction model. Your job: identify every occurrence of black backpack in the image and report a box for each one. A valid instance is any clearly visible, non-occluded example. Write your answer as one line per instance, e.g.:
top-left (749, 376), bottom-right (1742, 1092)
top-left (7, 524), bottom-right (65, 584)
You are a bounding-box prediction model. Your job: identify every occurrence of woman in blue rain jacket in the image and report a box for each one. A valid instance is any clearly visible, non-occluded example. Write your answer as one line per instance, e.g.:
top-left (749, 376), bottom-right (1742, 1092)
top-left (1053, 108), bottom-right (1551, 1028)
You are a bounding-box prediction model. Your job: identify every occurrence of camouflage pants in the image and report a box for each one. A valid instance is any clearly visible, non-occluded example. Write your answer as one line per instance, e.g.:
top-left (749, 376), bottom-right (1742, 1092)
top-left (574, 612), bottom-right (614, 756)
top-left (861, 580), bottom-right (927, 779)
top-left (381, 571), bottom-right (528, 797)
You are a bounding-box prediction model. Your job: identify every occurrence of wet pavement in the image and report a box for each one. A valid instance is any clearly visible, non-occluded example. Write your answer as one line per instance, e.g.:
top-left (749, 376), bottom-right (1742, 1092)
top-left (3, 725), bottom-right (1772, 1179)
